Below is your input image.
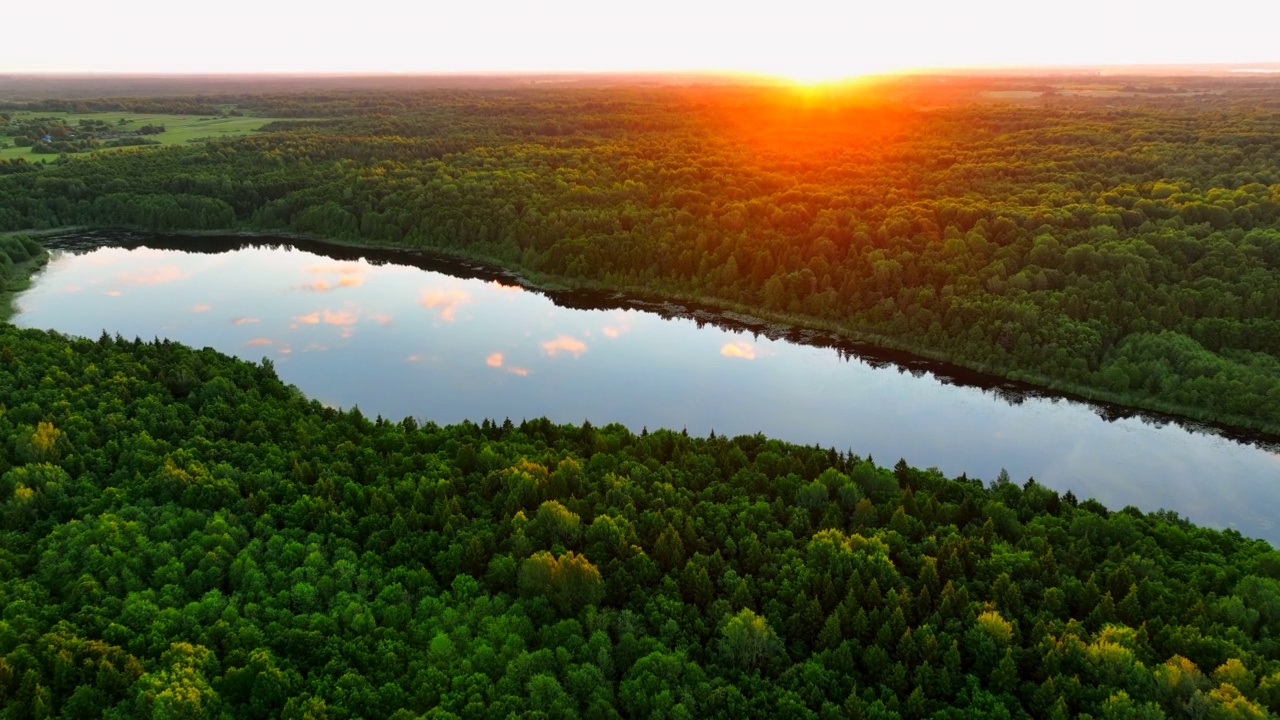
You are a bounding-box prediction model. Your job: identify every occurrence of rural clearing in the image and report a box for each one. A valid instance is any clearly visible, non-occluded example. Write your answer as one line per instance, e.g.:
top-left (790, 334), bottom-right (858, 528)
top-left (0, 110), bottom-right (276, 160)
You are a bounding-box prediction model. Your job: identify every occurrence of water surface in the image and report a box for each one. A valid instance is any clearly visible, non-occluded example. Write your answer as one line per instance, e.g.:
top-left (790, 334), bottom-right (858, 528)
top-left (15, 233), bottom-right (1279, 544)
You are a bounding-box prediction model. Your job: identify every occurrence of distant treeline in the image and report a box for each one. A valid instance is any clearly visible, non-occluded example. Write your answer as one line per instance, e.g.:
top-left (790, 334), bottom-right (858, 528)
top-left (1, 82), bottom-right (1280, 431)
top-left (0, 98), bottom-right (224, 116)
top-left (0, 325), bottom-right (1276, 718)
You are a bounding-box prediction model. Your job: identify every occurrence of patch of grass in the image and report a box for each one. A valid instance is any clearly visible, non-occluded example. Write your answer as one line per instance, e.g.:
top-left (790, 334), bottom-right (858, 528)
top-left (0, 111), bottom-right (292, 160)
top-left (0, 139), bottom-right (41, 161)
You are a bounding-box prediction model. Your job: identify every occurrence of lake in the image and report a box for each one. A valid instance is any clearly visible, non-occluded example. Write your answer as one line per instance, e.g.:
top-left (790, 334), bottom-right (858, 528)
top-left (15, 231), bottom-right (1280, 544)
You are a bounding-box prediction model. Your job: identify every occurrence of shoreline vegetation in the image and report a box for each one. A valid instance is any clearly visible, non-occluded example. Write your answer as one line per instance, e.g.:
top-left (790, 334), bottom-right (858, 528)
top-left (0, 233), bottom-right (48, 323)
top-left (33, 224), bottom-right (1280, 441)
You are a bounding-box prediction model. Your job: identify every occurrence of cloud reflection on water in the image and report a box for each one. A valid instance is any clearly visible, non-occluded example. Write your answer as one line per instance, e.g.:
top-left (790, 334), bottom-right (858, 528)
top-left (721, 341), bottom-right (757, 359)
top-left (541, 335), bottom-right (587, 358)
top-left (118, 265), bottom-right (188, 286)
top-left (485, 351), bottom-right (529, 376)
top-left (420, 289), bottom-right (472, 322)
top-left (322, 310), bottom-right (358, 326)
top-left (297, 263), bottom-right (366, 292)
top-left (299, 276), bottom-right (364, 292)
top-left (602, 315), bottom-right (631, 339)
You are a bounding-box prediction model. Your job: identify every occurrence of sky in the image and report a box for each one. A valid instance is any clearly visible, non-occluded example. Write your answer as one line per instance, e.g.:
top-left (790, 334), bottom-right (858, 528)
top-left (4, 0), bottom-right (1278, 79)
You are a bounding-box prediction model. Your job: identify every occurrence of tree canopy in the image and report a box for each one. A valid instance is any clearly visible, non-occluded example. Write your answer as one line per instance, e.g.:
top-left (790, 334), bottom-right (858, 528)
top-left (0, 325), bottom-right (1275, 718)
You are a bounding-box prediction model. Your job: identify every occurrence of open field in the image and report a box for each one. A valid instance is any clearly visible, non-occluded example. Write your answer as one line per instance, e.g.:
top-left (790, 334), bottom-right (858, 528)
top-left (0, 111), bottom-right (276, 159)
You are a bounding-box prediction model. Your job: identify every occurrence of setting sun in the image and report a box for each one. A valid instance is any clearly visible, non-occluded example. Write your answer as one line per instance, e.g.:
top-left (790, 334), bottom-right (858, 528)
top-left (762, 65), bottom-right (884, 87)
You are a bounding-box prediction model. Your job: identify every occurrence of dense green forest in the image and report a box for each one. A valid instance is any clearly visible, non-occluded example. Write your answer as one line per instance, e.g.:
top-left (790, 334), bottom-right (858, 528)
top-left (0, 324), bottom-right (1276, 719)
top-left (2, 79), bottom-right (1280, 430)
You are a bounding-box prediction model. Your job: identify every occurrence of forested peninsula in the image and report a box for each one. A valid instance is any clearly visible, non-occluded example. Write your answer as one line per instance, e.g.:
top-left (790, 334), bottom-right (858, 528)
top-left (3, 77), bottom-right (1280, 432)
top-left (0, 324), bottom-right (1277, 719)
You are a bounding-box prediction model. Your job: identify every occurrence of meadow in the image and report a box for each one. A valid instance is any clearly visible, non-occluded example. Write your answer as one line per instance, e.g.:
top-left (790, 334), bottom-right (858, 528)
top-left (0, 110), bottom-right (272, 159)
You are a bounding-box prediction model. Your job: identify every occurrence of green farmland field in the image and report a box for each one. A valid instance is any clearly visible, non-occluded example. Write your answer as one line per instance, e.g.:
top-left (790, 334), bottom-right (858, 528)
top-left (0, 110), bottom-right (276, 159)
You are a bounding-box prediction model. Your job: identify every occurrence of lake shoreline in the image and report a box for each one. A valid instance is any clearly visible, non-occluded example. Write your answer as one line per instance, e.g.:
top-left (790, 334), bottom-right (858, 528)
top-left (0, 243), bottom-right (50, 324)
top-left (22, 228), bottom-right (1280, 542)
top-left (30, 225), bottom-right (1280, 441)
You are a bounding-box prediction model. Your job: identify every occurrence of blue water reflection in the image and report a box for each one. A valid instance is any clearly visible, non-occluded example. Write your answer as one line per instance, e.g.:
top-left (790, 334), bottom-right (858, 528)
top-left (14, 234), bottom-right (1279, 544)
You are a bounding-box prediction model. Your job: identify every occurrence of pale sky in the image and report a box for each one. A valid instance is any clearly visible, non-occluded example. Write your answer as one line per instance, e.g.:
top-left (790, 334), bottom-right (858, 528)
top-left (3, 0), bottom-right (1277, 79)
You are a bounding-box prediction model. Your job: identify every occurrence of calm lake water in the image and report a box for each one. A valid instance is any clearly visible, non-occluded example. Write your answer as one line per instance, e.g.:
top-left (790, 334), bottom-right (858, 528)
top-left (15, 232), bottom-right (1280, 545)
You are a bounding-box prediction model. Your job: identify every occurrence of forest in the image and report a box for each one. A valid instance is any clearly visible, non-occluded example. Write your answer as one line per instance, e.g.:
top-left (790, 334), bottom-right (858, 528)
top-left (0, 321), bottom-right (1276, 719)
top-left (2, 78), bottom-right (1280, 431)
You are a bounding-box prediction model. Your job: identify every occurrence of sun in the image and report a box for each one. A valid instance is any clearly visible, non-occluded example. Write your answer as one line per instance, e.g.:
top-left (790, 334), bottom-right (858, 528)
top-left (779, 67), bottom-right (862, 85)
top-left (752, 56), bottom-right (898, 87)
